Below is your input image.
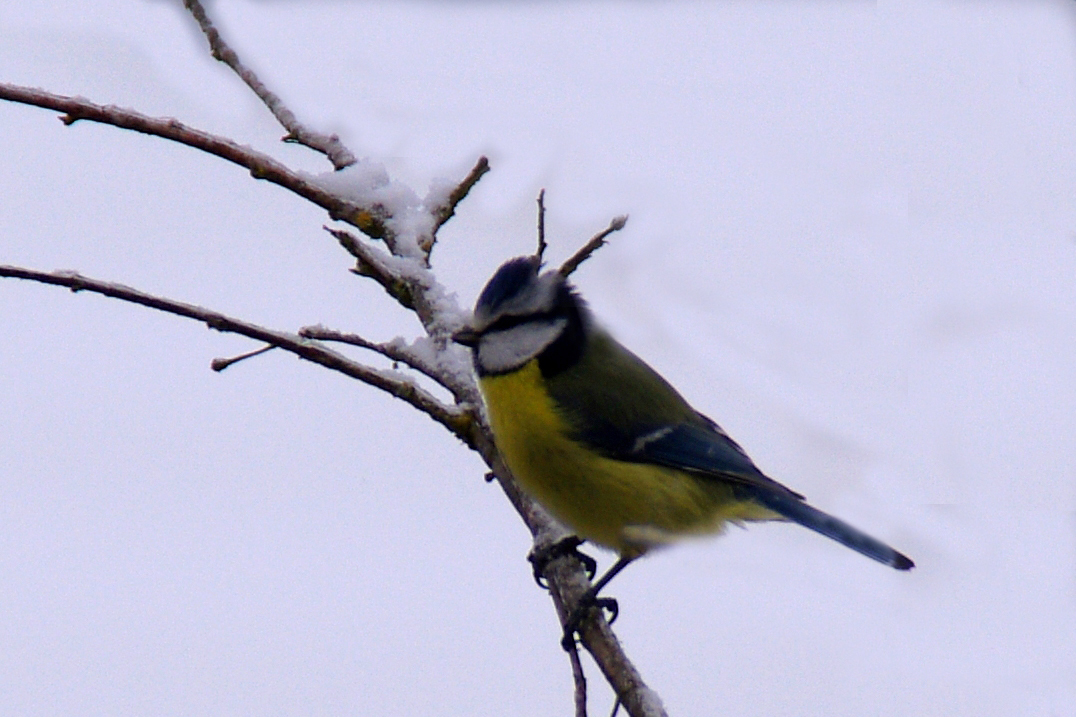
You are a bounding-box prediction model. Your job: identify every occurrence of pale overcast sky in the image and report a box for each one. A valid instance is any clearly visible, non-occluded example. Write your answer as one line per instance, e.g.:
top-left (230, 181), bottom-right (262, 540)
top-left (2, 2), bottom-right (1075, 715)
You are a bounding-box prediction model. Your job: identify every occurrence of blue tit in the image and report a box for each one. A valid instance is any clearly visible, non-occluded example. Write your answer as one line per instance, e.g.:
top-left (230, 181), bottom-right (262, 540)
top-left (454, 255), bottom-right (913, 643)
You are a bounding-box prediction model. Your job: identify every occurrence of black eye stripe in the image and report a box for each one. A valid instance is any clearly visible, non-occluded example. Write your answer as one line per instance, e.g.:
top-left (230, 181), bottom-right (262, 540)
top-left (484, 310), bottom-right (561, 335)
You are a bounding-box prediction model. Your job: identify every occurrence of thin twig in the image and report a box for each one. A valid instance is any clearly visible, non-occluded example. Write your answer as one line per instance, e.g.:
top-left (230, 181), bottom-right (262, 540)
top-left (0, 265), bottom-right (475, 444)
top-left (211, 344), bottom-right (276, 372)
top-left (568, 640), bottom-right (589, 717)
top-left (558, 215), bottom-right (629, 278)
top-left (183, 0), bottom-right (357, 170)
top-left (0, 83), bottom-right (390, 240)
top-left (535, 189), bottom-right (548, 261)
top-left (426, 156), bottom-right (491, 251)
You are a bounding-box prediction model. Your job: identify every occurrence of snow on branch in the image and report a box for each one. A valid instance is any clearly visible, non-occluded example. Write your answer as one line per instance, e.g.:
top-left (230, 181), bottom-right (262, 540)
top-left (0, 82), bottom-right (487, 260)
top-left (298, 325), bottom-right (472, 403)
top-left (324, 225), bottom-right (416, 307)
top-left (184, 0), bottom-right (485, 258)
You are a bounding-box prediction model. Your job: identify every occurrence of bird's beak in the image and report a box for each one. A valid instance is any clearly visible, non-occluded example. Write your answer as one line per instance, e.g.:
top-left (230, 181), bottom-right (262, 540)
top-left (452, 325), bottom-right (481, 347)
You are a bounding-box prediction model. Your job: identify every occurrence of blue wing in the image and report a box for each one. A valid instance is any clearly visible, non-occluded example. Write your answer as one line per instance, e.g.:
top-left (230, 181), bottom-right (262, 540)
top-left (546, 329), bottom-right (914, 570)
top-left (627, 418), bottom-right (804, 499)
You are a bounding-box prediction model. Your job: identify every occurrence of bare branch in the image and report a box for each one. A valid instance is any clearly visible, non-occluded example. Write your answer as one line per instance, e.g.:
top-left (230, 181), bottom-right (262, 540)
top-left (558, 215), bottom-right (629, 278)
top-left (535, 189), bottom-right (548, 261)
top-left (0, 83), bottom-right (390, 240)
top-left (183, 0), bottom-right (357, 170)
top-left (0, 264), bottom-right (475, 444)
top-left (426, 156), bottom-right (491, 252)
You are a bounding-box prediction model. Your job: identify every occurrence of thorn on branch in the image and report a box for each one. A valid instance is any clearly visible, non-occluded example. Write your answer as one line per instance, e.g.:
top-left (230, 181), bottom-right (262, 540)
top-left (211, 344), bottom-right (276, 372)
top-left (328, 225), bottom-right (368, 258)
top-left (62, 275), bottom-right (88, 292)
top-left (558, 215), bottom-right (629, 278)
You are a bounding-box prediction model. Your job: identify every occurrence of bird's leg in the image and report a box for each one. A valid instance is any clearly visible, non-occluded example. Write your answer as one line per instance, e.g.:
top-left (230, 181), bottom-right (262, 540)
top-left (528, 535), bottom-right (597, 588)
top-left (561, 555), bottom-right (637, 651)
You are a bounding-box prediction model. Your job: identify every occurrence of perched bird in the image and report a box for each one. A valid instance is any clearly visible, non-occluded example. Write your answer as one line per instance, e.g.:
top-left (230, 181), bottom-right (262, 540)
top-left (454, 255), bottom-right (913, 646)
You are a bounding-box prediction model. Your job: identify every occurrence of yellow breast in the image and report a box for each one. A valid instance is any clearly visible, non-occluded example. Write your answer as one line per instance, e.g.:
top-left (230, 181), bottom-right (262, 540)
top-left (479, 361), bottom-right (773, 554)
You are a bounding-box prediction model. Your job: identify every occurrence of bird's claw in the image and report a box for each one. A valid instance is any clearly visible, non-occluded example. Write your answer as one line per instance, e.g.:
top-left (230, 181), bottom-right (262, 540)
top-left (560, 595), bottom-right (620, 651)
top-left (528, 535), bottom-right (597, 588)
top-left (594, 596), bottom-right (619, 624)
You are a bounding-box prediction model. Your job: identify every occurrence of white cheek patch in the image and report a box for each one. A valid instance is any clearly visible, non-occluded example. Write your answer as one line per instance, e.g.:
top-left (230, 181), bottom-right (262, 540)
top-left (478, 318), bottom-right (567, 374)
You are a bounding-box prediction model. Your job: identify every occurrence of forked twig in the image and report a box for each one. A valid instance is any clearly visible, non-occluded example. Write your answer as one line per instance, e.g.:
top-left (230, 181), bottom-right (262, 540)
top-left (185, 0), bottom-right (488, 259)
top-left (534, 527), bottom-right (664, 717)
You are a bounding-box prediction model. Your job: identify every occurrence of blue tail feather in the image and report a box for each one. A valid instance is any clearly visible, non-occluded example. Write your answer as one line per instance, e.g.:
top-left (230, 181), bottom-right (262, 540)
top-left (749, 490), bottom-right (914, 570)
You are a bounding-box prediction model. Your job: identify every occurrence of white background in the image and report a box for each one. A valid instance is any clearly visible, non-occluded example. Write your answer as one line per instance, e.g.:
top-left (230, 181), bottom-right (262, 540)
top-left (2, 1), bottom-right (1074, 715)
